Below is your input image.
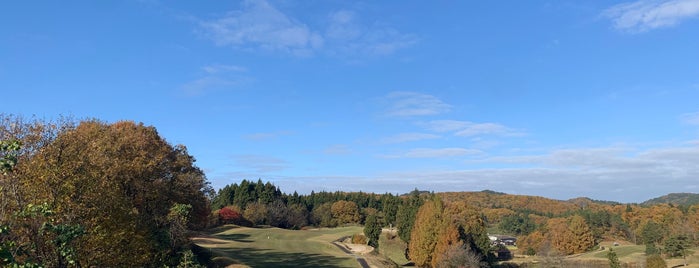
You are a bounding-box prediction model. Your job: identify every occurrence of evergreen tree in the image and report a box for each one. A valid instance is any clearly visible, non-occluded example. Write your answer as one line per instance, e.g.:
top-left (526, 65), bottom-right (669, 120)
top-left (396, 189), bottom-right (423, 243)
top-left (664, 235), bottom-right (690, 266)
top-left (607, 248), bottom-right (621, 268)
top-left (364, 214), bottom-right (381, 249)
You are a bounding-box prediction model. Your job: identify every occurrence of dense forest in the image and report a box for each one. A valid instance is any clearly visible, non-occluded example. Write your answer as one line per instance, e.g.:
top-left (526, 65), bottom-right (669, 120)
top-left (2, 115), bottom-right (698, 267)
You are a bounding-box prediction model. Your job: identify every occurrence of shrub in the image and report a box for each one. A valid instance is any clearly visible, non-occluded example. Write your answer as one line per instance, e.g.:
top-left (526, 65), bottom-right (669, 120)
top-left (646, 254), bottom-right (667, 268)
top-left (352, 234), bottom-right (367, 244)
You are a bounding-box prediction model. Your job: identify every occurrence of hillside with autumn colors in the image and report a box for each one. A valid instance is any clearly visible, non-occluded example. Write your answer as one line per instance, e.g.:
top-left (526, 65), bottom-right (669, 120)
top-left (3, 115), bottom-right (698, 268)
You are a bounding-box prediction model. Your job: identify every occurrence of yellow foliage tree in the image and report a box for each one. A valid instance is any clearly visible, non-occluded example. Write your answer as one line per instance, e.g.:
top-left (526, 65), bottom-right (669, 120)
top-left (547, 215), bottom-right (594, 255)
top-left (409, 198), bottom-right (443, 267)
top-left (331, 200), bottom-right (360, 225)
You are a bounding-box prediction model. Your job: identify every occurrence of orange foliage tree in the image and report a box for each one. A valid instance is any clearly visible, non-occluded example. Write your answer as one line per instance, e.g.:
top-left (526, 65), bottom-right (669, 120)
top-left (331, 200), bottom-right (360, 225)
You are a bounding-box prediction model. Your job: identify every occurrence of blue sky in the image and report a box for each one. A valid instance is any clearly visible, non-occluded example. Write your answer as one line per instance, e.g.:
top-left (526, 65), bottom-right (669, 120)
top-left (2, 0), bottom-right (699, 202)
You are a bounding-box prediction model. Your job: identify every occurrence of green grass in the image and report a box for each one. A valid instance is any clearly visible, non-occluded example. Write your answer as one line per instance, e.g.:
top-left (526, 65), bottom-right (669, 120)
top-left (378, 231), bottom-right (409, 266)
top-left (194, 225), bottom-right (363, 268)
top-left (591, 245), bottom-right (645, 259)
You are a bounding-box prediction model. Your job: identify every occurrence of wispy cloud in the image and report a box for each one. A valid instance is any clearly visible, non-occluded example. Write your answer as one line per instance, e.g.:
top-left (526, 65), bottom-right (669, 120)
top-left (420, 119), bottom-right (524, 137)
top-left (681, 111), bottom-right (699, 125)
top-left (419, 120), bottom-right (471, 132)
top-left (382, 147), bottom-right (481, 158)
top-left (380, 132), bottom-right (441, 144)
top-left (603, 0), bottom-right (699, 32)
top-left (232, 154), bottom-right (288, 173)
top-left (324, 10), bottom-right (418, 57)
top-left (202, 64), bottom-right (247, 74)
top-left (455, 122), bottom-right (523, 137)
top-left (181, 64), bottom-right (250, 96)
top-left (198, 0), bottom-right (322, 56)
top-left (241, 143), bottom-right (699, 202)
top-left (242, 130), bottom-right (292, 141)
top-left (196, 0), bottom-right (416, 57)
top-left (384, 91), bottom-right (452, 117)
top-left (324, 144), bottom-right (352, 155)
top-left (181, 77), bottom-right (241, 96)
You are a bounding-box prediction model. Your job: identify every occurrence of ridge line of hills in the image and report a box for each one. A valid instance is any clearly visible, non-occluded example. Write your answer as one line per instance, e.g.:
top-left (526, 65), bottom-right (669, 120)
top-left (439, 190), bottom-right (699, 207)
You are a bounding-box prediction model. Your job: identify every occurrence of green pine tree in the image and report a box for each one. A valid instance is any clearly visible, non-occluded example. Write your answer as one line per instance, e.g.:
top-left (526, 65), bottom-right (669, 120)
top-left (607, 248), bottom-right (621, 268)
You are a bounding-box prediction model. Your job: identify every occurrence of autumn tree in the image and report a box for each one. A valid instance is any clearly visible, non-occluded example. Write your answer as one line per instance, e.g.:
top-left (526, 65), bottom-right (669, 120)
top-left (6, 119), bottom-right (211, 267)
top-left (409, 198), bottom-right (443, 267)
top-left (547, 215), bottom-right (594, 255)
top-left (244, 202), bottom-right (268, 226)
top-left (517, 230), bottom-right (546, 255)
top-left (168, 203), bottom-right (193, 252)
top-left (567, 215), bottom-right (595, 254)
top-left (331, 200), bottom-right (360, 225)
top-left (267, 199), bottom-right (289, 228)
top-left (434, 243), bottom-right (485, 268)
top-left (286, 203), bottom-right (309, 229)
top-left (409, 198), bottom-right (490, 268)
top-left (311, 202), bottom-right (335, 227)
top-left (219, 206), bottom-right (243, 224)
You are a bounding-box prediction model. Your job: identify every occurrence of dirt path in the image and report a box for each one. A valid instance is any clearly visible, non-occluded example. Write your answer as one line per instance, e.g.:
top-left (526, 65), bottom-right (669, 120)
top-left (333, 236), bottom-right (371, 268)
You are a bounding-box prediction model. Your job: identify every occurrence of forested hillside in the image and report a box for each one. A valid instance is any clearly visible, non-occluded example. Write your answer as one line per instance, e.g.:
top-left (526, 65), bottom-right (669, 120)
top-left (642, 193), bottom-right (699, 206)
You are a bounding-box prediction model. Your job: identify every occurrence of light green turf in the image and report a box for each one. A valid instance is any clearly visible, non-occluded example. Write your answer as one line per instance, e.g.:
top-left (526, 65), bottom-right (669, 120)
top-left (195, 225), bottom-right (363, 268)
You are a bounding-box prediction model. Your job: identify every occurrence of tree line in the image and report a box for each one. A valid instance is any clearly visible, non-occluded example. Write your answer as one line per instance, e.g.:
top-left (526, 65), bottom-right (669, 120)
top-left (212, 180), bottom-right (699, 267)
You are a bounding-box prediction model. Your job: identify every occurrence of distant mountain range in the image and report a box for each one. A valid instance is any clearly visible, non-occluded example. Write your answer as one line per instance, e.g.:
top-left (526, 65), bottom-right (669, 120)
top-left (641, 193), bottom-right (699, 206)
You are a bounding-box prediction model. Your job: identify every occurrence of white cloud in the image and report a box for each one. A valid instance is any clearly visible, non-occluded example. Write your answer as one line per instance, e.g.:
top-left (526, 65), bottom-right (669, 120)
top-left (198, 0), bottom-right (323, 56)
top-left (603, 0), bottom-right (699, 32)
top-left (242, 130), bottom-right (292, 141)
top-left (420, 119), bottom-right (523, 137)
top-left (232, 154), bottom-right (288, 173)
top-left (380, 132), bottom-right (441, 144)
top-left (197, 1), bottom-right (416, 57)
top-left (181, 64), bottom-right (251, 96)
top-left (232, 143), bottom-right (699, 203)
top-left (325, 10), bottom-right (418, 57)
top-left (324, 144), bottom-right (352, 155)
top-left (420, 120), bottom-right (472, 132)
top-left (181, 76), bottom-right (241, 96)
top-left (454, 122), bottom-right (522, 137)
top-left (382, 147), bottom-right (481, 158)
top-left (681, 111), bottom-right (699, 125)
top-left (384, 91), bottom-right (452, 117)
top-left (202, 64), bottom-right (247, 74)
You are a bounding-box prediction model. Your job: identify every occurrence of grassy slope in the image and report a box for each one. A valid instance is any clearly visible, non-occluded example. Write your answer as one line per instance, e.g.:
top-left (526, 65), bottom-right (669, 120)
top-left (194, 225), bottom-right (363, 268)
top-left (378, 231), bottom-right (409, 266)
